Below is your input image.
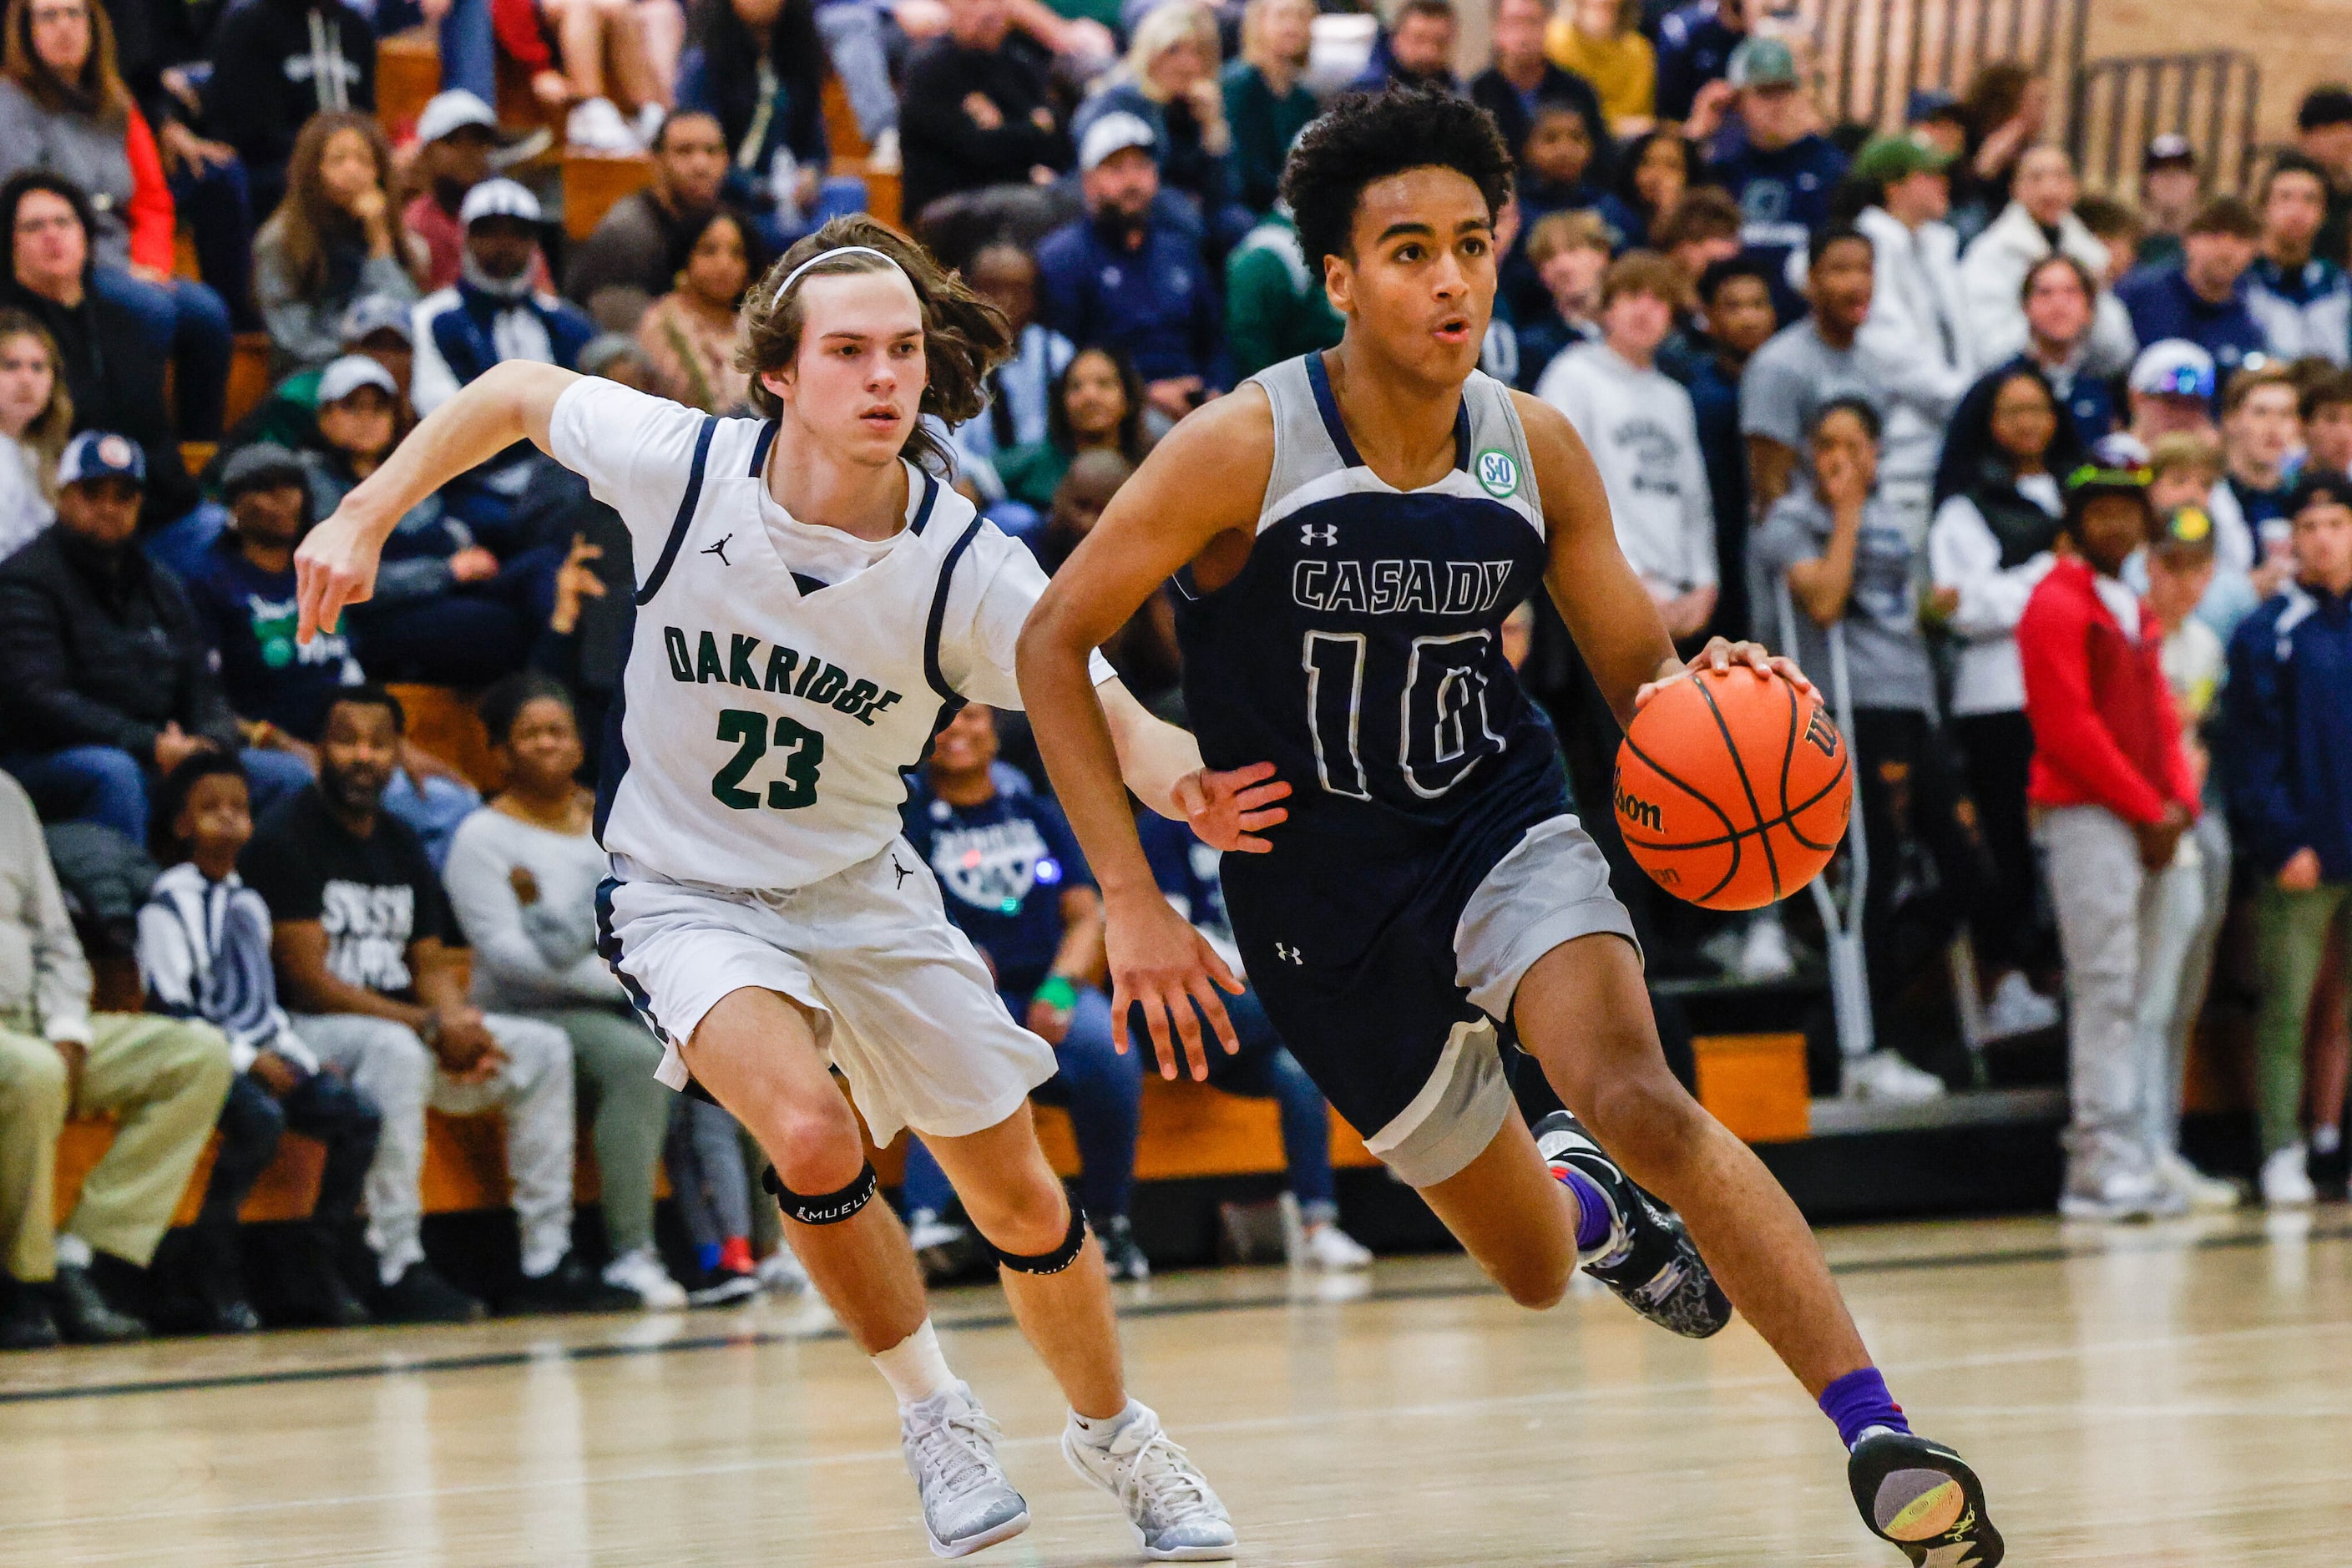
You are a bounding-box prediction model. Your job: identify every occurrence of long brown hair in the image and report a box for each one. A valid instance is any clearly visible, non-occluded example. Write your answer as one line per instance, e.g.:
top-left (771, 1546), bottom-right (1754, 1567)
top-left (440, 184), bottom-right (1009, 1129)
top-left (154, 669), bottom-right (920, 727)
top-left (737, 215), bottom-right (1011, 475)
top-left (1, 0), bottom-right (131, 121)
top-left (257, 112), bottom-right (412, 299)
top-left (0, 307), bottom-right (74, 501)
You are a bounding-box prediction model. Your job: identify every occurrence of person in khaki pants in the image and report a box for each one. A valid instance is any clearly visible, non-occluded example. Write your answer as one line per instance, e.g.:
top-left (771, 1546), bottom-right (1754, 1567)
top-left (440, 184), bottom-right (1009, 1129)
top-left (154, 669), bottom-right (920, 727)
top-left (0, 771), bottom-right (234, 1348)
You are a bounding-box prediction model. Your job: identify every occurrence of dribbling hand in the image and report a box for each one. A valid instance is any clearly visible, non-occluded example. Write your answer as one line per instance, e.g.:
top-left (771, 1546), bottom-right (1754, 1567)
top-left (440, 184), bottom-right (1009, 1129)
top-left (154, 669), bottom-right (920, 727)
top-left (295, 504), bottom-right (385, 645)
top-left (1105, 890), bottom-right (1245, 1083)
top-left (1634, 637), bottom-right (1814, 712)
top-left (1173, 761), bottom-right (1291, 853)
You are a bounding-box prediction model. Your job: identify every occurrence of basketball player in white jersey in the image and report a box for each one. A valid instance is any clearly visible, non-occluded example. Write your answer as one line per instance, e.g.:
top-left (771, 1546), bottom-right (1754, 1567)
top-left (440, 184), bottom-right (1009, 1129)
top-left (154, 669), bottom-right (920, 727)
top-left (293, 217), bottom-right (1265, 1561)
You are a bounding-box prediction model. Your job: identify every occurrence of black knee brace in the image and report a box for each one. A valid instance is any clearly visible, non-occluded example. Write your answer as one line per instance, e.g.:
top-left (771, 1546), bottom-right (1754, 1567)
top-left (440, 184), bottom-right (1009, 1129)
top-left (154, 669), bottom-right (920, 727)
top-left (990, 1208), bottom-right (1089, 1275)
top-left (761, 1161), bottom-right (878, 1225)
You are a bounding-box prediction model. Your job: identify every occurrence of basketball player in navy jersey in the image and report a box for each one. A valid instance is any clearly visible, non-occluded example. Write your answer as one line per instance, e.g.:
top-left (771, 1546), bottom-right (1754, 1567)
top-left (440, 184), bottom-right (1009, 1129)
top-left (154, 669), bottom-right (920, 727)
top-left (1019, 90), bottom-right (2005, 1565)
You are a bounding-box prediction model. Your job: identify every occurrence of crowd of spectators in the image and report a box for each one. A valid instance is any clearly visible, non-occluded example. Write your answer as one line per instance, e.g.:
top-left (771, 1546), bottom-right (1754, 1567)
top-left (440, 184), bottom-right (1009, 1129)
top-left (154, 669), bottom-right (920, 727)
top-left (11, 0), bottom-right (2352, 1349)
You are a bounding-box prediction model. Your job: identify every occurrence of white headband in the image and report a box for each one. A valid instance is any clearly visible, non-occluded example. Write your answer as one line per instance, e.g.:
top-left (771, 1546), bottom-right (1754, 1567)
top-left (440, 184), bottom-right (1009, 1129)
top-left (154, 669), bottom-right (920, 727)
top-left (773, 245), bottom-right (904, 304)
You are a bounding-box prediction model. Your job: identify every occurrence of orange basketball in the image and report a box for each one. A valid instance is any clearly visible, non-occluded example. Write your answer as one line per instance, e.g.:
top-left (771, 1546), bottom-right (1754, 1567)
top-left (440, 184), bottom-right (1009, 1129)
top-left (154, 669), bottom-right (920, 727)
top-left (1612, 666), bottom-right (1852, 911)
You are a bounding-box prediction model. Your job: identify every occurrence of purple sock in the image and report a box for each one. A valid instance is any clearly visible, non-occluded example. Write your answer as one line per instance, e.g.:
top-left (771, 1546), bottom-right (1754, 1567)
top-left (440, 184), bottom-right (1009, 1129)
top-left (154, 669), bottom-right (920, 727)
top-left (1551, 1165), bottom-right (1615, 1252)
top-left (1818, 1367), bottom-right (1910, 1449)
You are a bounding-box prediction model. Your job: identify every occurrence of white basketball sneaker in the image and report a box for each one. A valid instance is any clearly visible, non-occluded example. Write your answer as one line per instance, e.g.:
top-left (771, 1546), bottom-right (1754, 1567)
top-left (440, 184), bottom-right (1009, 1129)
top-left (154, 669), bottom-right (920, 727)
top-left (900, 1383), bottom-right (1030, 1558)
top-left (1845, 1050), bottom-right (1946, 1104)
top-left (2261, 1144), bottom-right (2317, 1210)
top-left (1061, 1402), bottom-right (1236, 1560)
top-left (600, 1246), bottom-right (687, 1309)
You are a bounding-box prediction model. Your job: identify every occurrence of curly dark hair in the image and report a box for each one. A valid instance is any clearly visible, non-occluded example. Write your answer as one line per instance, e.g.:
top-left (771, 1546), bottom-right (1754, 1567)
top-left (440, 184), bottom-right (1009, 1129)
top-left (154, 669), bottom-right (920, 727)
top-left (1278, 87), bottom-right (1515, 272)
top-left (150, 750), bottom-right (249, 862)
top-left (738, 215), bottom-right (1012, 475)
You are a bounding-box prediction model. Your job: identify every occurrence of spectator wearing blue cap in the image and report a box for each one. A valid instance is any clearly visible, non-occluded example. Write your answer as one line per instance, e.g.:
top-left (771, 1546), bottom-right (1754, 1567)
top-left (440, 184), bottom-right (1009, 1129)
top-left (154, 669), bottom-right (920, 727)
top-left (0, 431), bottom-right (311, 839)
top-left (2117, 195), bottom-right (2268, 388)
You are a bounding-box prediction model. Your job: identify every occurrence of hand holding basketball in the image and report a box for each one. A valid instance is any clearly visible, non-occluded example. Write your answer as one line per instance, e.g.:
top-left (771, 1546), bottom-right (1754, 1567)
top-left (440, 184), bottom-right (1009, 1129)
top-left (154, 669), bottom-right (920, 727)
top-left (1616, 658), bottom-right (1851, 911)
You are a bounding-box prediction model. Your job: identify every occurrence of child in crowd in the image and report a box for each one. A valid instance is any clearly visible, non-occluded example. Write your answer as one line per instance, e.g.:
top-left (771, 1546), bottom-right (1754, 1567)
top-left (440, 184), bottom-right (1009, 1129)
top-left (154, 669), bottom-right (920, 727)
top-left (664, 1096), bottom-right (809, 1302)
top-left (138, 754), bottom-right (382, 1331)
top-left (1535, 250), bottom-right (1716, 644)
top-left (2135, 503), bottom-right (2241, 1209)
top-left (2223, 472), bottom-right (2352, 1208)
top-left (2019, 443), bottom-right (2202, 1221)
top-left (2142, 430), bottom-right (2260, 642)
top-left (1516, 209), bottom-right (1614, 391)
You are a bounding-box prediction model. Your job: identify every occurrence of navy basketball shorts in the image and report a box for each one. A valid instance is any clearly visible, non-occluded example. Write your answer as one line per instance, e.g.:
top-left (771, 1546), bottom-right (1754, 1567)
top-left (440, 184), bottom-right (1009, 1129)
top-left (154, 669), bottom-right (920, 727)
top-left (1222, 812), bottom-right (1639, 1189)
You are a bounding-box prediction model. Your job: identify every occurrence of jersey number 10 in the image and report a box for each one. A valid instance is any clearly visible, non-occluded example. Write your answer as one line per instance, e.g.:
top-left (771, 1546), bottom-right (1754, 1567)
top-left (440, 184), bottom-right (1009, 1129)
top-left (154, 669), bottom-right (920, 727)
top-left (711, 708), bottom-right (826, 810)
top-left (1303, 630), bottom-right (1503, 802)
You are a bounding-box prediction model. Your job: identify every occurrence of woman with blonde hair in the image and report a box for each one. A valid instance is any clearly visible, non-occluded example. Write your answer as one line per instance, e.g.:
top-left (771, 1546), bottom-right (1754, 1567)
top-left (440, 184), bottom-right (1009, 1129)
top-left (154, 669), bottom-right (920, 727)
top-left (1547, 0), bottom-right (1656, 134)
top-left (0, 308), bottom-right (70, 559)
top-left (252, 112), bottom-right (422, 377)
top-left (1074, 1), bottom-right (1249, 245)
top-left (1223, 0), bottom-right (1316, 215)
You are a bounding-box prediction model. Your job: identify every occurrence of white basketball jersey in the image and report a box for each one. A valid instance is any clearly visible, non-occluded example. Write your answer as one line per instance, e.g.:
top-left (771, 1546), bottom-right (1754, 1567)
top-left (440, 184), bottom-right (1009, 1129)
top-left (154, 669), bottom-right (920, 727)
top-left (551, 378), bottom-right (1095, 891)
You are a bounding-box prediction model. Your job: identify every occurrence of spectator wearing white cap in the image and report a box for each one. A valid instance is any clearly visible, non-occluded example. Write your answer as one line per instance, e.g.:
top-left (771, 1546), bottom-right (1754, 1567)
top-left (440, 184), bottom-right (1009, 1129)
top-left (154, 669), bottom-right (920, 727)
top-left (1960, 145), bottom-right (2138, 374)
top-left (1038, 111), bottom-right (1225, 422)
top-left (402, 92), bottom-right (551, 294)
top-left (410, 180), bottom-right (596, 421)
top-left (214, 293), bottom-right (416, 469)
top-left (2126, 339), bottom-right (2219, 450)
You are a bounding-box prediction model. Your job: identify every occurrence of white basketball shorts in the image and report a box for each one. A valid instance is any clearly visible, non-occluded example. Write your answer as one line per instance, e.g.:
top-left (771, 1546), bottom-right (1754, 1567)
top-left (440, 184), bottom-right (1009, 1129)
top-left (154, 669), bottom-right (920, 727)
top-left (597, 837), bottom-right (1059, 1147)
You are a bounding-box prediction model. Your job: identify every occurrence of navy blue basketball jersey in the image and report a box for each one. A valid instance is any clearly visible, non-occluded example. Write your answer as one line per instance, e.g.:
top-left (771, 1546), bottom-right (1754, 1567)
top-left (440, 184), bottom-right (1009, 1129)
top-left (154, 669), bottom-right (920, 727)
top-left (1173, 352), bottom-right (1569, 852)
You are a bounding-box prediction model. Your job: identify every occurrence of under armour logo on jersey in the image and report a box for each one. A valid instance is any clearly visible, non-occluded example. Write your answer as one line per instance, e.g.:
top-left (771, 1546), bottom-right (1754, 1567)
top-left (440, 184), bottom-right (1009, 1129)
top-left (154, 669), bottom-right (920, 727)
top-left (891, 856), bottom-right (913, 889)
top-left (702, 534), bottom-right (733, 566)
top-left (1273, 942), bottom-right (1303, 965)
top-left (1300, 524), bottom-right (1338, 548)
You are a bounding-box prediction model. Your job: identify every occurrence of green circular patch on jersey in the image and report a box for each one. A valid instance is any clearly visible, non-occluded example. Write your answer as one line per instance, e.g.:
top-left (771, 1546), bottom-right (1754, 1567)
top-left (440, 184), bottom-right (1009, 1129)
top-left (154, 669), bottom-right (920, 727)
top-left (1474, 448), bottom-right (1520, 498)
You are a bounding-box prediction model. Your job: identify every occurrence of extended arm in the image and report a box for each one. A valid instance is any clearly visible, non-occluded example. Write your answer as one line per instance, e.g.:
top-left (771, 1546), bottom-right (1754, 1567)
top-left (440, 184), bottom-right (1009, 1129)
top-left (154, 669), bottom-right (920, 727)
top-left (295, 361), bottom-right (581, 642)
top-left (1018, 388), bottom-right (1285, 1078)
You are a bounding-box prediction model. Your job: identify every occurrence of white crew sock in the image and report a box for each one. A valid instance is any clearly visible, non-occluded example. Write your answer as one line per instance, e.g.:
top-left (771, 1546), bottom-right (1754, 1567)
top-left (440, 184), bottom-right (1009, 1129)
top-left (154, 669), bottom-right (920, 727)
top-left (53, 1232), bottom-right (93, 1271)
top-left (873, 1319), bottom-right (958, 1407)
top-left (1069, 1398), bottom-right (1146, 1448)
top-left (2314, 1124), bottom-right (2343, 1158)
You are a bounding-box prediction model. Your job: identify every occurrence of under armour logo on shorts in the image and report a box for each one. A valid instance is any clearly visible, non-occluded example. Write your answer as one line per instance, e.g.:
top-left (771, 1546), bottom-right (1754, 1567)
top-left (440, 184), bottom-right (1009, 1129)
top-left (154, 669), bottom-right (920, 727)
top-left (1274, 943), bottom-right (1303, 965)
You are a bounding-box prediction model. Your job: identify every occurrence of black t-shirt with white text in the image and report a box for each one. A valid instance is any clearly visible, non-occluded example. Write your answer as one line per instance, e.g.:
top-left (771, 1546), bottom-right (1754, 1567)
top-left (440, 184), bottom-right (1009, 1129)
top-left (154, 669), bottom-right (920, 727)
top-left (241, 786), bottom-right (459, 1002)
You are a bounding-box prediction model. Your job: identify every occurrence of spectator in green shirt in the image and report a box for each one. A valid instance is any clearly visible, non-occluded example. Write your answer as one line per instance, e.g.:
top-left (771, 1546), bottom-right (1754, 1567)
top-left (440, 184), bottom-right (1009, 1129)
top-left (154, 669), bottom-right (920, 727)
top-left (1222, 0), bottom-right (1318, 217)
top-left (994, 344), bottom-right (1151, 508)
top-left (1226, 205), bottom-right (1343, 378)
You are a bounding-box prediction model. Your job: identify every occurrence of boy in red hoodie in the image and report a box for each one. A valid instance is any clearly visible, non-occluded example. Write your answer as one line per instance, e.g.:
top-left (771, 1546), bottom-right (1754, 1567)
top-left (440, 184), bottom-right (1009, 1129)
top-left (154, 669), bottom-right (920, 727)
top-left (2019, 438), bottom-right (2203, 1221)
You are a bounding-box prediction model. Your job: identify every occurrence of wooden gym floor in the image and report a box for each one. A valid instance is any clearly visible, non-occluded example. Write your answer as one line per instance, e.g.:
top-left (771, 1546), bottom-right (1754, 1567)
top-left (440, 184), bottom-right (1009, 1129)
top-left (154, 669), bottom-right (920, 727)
top-left (3, 1211), bottom-right (2347, 1565)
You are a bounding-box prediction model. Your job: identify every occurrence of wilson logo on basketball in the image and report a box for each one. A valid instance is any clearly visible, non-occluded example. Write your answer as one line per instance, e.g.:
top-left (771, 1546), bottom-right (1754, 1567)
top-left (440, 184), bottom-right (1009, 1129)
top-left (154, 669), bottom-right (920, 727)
top-left (1804, 706), bottom-right (1840, 759)
top-left (1615, 781), bottom-right (1662, 832)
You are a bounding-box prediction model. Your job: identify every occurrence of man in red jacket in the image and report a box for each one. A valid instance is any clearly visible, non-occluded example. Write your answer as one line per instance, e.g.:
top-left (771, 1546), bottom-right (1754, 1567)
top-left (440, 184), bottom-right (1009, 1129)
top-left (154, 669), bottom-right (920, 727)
top-left (2019, 438), bottom-right (2203, 1222)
